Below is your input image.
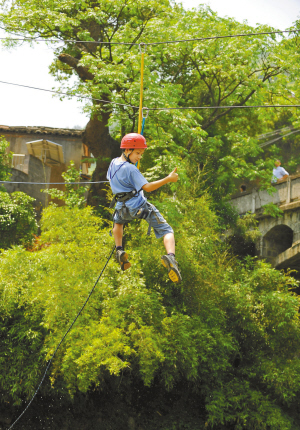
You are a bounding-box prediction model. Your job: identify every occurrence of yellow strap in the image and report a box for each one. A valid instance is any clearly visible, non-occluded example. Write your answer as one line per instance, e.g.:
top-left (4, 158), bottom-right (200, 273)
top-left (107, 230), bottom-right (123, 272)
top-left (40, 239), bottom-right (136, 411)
top-left (138, 52), bottom-right (144, 134)
top-left (137, 51), bottom-right (145, 170)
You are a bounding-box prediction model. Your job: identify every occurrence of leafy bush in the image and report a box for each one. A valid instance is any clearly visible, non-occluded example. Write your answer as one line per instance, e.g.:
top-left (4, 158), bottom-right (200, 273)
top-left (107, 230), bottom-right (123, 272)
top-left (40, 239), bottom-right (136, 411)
top-left (0, 191), bottom-right (37, 249)
top-left (0, 136), bottom-right (12, 192)
top-left (0, 197), bottom-right (300, 429)
top-left (42, 161), bottom-right (88, 208)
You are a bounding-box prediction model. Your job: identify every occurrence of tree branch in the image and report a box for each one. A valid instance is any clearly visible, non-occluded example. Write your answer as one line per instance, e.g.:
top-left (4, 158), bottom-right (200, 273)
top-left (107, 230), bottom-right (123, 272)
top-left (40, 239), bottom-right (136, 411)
top-left (58, 54), bottom-right (94, 81)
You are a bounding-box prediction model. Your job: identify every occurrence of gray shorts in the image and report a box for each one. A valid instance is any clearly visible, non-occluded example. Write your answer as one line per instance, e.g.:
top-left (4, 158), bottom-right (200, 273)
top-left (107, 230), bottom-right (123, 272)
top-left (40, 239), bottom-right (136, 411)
top-left (113, 201), bottom-right (173, 239)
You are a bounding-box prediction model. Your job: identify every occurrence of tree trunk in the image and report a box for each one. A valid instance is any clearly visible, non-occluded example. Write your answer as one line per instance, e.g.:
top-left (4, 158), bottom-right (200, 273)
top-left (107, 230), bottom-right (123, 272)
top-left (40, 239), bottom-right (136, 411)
top-left (58, 53), bottom-right (120, 207)
top-left (83, 115), bottom-right (120, 207)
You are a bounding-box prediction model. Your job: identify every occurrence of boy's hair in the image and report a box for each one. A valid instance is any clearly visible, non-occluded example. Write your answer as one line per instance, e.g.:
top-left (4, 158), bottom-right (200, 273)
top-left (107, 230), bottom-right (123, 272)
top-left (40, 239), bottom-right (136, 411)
top-left (122, 148), bottom-right (134, 152)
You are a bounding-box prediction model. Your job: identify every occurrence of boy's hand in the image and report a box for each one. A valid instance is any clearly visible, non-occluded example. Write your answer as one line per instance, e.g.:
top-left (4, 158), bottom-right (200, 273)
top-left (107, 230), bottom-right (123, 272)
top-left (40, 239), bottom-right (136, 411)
top-left (168, 167), bottom-right (178, 183)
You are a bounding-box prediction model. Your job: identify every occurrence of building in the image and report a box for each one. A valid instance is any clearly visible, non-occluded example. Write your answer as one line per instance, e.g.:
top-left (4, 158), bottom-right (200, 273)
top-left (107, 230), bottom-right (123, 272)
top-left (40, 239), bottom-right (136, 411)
top-left (0, 125), bottom-right (94, 207)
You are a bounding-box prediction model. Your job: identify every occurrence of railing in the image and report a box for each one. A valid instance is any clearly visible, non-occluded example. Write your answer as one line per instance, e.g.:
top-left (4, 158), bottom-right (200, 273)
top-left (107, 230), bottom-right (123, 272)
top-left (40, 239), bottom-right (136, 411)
top-left (230, 173), bottom-right (300, 215)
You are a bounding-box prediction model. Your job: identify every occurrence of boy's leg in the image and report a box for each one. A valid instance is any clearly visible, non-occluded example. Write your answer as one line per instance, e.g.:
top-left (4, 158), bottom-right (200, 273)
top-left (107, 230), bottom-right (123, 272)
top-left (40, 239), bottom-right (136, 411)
top-left (163, 232), bottom-right (175, 254)
top-left (112, 223), bottom-right (124, 247)
top-left (161, 233), bottom-right (182, 283)
top-left (113, 223), bottom-right (131, 271)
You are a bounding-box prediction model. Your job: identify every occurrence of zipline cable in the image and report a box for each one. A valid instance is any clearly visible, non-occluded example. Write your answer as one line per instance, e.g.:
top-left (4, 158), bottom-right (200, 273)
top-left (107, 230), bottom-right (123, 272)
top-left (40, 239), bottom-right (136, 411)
top-left (7, 244), bottom-right (116, 430)
top-left (1, 29), bottom-right (299, 46)
top-left (1, 80), bottom-right (299, 112)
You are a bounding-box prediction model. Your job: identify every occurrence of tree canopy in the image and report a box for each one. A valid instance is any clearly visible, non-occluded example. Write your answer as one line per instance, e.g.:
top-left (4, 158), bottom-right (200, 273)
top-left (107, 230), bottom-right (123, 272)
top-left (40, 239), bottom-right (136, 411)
top-left (1, 1), bottom-right (300, 207)
top-left (1, 3), bottom-right (300, 428)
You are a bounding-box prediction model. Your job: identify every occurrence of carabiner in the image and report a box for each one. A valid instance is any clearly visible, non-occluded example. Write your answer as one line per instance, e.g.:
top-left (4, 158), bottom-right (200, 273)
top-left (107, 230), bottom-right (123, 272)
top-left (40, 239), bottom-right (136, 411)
top-left (139, 43), bottom-right (147, 54)
top-left (142, 106), bottom-right (149, 119)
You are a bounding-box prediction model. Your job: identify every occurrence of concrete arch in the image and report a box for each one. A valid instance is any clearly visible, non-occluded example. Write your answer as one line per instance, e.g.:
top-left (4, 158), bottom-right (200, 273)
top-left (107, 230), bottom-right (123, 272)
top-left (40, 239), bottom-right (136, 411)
top-left (262, 224), bottom-right (293, 261)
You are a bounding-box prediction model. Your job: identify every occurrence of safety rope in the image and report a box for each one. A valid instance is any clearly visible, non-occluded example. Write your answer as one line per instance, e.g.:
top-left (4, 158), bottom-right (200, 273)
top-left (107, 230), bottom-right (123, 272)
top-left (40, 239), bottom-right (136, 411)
top-left (0, 29), bottom-right (299, 46)
top-left (7, 244), bottom-right (116, 430)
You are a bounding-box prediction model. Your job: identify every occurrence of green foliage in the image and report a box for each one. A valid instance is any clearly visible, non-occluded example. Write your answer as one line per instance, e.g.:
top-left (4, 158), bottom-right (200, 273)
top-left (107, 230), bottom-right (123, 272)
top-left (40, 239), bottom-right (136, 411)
top-left (262, 202), bottom-right (284, 218)
top-left (0, 136), bottom-right (12, 190)
top-left (0, 191), bottom-right (37, 249)
top-left (1, 2), bottom-right (300, 208)
top-left (42, 161), bottom-right (88, 208)
top-left (0, 195), bottom-right (300, 428)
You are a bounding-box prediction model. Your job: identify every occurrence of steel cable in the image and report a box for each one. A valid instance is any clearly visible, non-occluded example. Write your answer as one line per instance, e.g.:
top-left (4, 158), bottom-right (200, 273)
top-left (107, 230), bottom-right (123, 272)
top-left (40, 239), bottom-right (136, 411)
top-left (0, 29), bottom-right (299, 46)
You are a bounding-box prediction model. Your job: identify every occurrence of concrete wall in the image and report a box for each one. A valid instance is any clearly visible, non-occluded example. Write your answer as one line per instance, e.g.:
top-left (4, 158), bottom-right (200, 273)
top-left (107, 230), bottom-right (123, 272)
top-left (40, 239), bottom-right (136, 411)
top-left (2, 155), bottom-right (51, 207)
top-left (229, 174), bottom-right (300, 271)
top-left (0, 126), bottom-right (84, 207)
top-left (229, 177), bottom-right (299, 215)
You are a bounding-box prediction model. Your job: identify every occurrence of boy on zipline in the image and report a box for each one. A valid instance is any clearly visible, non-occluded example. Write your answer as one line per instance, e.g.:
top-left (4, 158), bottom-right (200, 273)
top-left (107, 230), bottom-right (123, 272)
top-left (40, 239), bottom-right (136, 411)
top-left (107, 133), bottom-right (182, 283)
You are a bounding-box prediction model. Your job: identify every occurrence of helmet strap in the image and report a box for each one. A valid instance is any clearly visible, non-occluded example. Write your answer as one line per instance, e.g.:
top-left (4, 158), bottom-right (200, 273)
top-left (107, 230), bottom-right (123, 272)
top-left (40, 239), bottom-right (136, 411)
top-left (123, 150), bottom-right (134, 164)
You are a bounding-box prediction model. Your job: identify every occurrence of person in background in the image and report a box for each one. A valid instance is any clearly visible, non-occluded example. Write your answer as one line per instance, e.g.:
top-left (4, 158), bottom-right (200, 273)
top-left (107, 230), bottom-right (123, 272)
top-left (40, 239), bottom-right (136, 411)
top-left (272, 160), bottom-right (289, 183)
top-left (240, 184), bottom-right (247, 193)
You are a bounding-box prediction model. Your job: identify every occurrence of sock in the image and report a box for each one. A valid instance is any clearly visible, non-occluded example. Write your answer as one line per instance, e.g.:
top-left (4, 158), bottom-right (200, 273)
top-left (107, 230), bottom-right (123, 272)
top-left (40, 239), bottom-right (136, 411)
top-left (168, 253), bottom-right (175, 257)
top-left (116, 246), bottom-right (124, 251)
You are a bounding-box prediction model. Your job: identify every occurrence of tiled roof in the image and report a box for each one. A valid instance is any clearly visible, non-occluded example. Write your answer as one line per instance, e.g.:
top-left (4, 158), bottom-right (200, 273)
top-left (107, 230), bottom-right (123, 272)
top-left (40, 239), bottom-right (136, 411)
top-left (0, 125), bottom-right (84, 137)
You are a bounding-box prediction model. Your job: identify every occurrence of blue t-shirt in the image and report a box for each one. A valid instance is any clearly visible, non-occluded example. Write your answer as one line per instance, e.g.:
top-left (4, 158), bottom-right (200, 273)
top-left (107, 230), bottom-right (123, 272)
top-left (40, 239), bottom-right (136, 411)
top-left (107, 158), bottom-right (148, 209)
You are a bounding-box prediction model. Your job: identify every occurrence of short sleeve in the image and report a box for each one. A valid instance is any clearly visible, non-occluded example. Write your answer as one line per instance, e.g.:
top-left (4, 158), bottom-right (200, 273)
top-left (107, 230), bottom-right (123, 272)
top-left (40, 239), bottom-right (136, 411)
top-left (129, 166), bottom-right (148, 190)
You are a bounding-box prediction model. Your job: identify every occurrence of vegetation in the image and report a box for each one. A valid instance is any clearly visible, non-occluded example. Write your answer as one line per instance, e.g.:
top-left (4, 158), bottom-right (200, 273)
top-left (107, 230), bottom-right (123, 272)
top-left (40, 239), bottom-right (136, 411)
top-left (1, 1), bottom-right (300, 206)
top-left (1, 2), bottom-right (300, 429)
top-left (0, 136), bottom-right (12, 188)
top-left (0, 190), bottom-right (300, 429)
top-left (0, 191), bottom-right (38, 249)
top-left (42, 161), bottom-right (89, 208)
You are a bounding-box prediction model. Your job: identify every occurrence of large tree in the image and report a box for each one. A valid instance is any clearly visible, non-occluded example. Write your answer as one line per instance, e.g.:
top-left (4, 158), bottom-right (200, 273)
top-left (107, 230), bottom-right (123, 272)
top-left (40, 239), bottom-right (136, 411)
top-left (1, 1), bottom-right (300, 205)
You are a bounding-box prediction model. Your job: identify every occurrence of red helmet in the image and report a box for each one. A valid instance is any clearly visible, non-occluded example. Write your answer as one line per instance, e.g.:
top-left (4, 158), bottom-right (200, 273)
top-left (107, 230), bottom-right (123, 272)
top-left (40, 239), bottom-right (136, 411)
top-left (120, 133), bottom-right (147, 149)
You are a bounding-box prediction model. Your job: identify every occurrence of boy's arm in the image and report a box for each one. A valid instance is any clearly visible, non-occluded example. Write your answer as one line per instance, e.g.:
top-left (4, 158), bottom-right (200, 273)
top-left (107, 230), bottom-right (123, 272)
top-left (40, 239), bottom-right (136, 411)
top-left (142, 168), bottom-right (178, 192)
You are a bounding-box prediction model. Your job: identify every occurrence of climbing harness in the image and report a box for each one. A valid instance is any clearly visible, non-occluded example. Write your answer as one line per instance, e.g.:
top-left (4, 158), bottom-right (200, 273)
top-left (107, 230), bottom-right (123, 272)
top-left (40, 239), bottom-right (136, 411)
top-left (109, 189), bottom-right (141, 208)
top-left (7, 244), bottom-right (116, 430)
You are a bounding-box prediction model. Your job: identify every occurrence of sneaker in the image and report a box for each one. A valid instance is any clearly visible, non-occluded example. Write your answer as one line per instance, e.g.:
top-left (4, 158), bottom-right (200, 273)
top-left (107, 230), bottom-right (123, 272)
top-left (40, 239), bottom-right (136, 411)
top-left (161, 255), bottom-right (182, 283)
top-left (115, 250), bottom-right (131, 271)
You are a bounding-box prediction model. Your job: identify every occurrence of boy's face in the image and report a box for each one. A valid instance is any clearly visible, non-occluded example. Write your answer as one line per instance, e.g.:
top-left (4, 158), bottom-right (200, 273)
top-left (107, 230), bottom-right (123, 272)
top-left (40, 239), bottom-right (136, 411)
top-left (125, 148), bottom-right (145, 164)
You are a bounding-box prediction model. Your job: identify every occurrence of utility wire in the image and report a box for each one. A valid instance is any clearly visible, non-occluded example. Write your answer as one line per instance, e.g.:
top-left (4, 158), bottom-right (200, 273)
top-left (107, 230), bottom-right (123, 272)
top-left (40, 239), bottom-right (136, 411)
top-left (0, 180), bottom-right (109, 185)
top-left (0, 29), bottom-right (299, 46)
top-left (259, 129), bottom-right (300, 148)
top-left (258, 126), bottom-right (294, 139)
top-left (7, 244), bottom-right (116, 430)
top-left (0, 80), bottom-right (139, 109)
top-left (1, 80), bottom-right (300, 112)
top-left (1, 80), bottom-right (300, 114)
top-left (146, 104), bottom-right (300, 110)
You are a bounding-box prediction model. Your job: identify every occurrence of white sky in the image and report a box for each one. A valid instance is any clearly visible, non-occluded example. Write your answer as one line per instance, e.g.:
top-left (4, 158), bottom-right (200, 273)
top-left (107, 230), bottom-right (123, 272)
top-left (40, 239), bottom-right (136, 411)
top-left (0, 0), bottom-right (299, 129)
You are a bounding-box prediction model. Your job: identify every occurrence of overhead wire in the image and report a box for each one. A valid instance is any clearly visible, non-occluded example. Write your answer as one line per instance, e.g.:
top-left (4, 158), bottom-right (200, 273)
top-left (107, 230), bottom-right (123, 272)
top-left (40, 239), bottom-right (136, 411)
top-left (258, 129), bottom-right (300, 148)
top-left (0, 29), bottom-right (299, 46)
top-left (0, 80), bottom-right (299, 112)
top-left (0, 180), bottom-right (109, 185)
top-left (0, 80), bottom-right (139, 109)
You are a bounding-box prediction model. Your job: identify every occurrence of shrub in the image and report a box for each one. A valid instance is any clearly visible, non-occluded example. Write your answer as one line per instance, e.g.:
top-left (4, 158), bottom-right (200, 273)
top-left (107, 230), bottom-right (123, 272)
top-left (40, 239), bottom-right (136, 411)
top-left (0, 191), bottom-right (37, 249)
